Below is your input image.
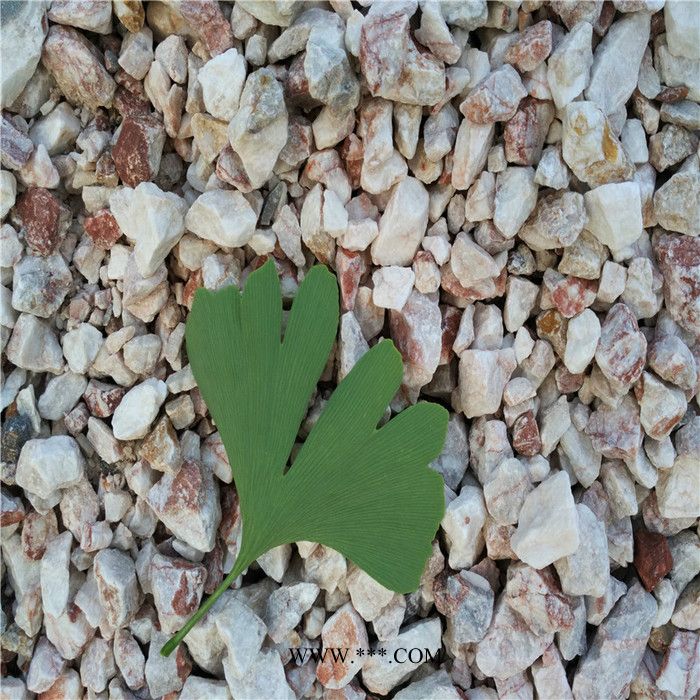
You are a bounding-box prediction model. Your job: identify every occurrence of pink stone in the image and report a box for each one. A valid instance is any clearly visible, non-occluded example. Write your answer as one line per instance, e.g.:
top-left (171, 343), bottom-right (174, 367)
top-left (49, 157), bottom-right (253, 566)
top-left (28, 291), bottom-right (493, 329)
top-left (83, 380), bottom-right (126, 418)
top-left (653, 232), bottom-right (700, 336)
top-left (505, 21), bottom-right (553, 72)
top-left (460, 65), bottom-right (527, 124)
top-left (1, 115), bottom-right (34, 169)
top-left (504, 98), bottom-right (555, 166)
top-left (512, 410), bottom-right (542, 457)
top-left (544, 271), bottom-right (597, 319)
top-left (595, 303), bottom-right (647, 391)
top-left (41, 25), bottom-right (116, 110)
top-left (586, 394), bottom-right (641, 461)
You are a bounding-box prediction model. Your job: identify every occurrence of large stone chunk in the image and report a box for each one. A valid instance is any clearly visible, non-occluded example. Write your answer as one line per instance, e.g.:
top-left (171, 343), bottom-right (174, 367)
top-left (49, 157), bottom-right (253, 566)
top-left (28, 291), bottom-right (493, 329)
top-left (371, 177), bottom-right (429, 266)
top-left (112, 115), bottom-right (166, 188)
top-left (562, 102), bottom-right (633, 187)
top-left (510, 472), bottom-right (579, 569)
top-left (0, 0), bottom-right (48, 108)
top-left (93, 549), bottom-right (141, 628)
top-left (654, 171), bottom-right (700, 237)
top-left (110, 183), bottom-right (187, 277)
top-left (112, 378), bottom-right (167, 441)
top-left (585, 12), bottom-right (650, 115)
top-left (584, 182), bottom-right (643, 256)
top-left (572, 583), bottom-right (657, 700)
top-left (185, 190), bottom-right (257, 249)
top-left (546, 21), bottom-right (593, 108)
top-left (459, 349), bottom-right (516, 419)
top-left (475, 598), bottom-right (553, 680)
top-left (12, 254), bottom-right (72, 318)
top-left (362, 618), bottom-right (442, 695)
top-left (16, 436), bottom-right (85, 499)
top-left (460, 65), bottom-right (527, 124)
top-left (41, 25), bottom-right (116, 110)
top-left (15, 187), bottom-right (71, 256)
top-left (147, 459), bottom-right (221, 552)
top-left (519, 191), bottom-right (586, 251)
top-left (653, 232), bottom-right (700, 335)
top-left (228, 69), bottom-right (288, 189)
top-left (360, 4), bottom-right (445, 106)
top-left (389, 290), bottom-right (441, 389)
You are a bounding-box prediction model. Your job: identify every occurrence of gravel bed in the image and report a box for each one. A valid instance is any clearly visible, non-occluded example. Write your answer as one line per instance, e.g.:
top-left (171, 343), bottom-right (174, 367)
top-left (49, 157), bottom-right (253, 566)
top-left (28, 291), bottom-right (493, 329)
top-left (1, 0), bottom-right (699, 698)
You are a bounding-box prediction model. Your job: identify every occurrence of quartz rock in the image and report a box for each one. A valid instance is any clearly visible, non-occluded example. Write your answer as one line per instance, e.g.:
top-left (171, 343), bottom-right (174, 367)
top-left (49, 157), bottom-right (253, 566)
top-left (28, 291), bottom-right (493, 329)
top-left (118, 28), bottom-right (153, 81)
top-left (562, 102), bottom-right (633, 187)
top-left (362, 618), bottom-right (442, 695)
top-left (199, 49), bottom-right (246, 121)
top-left (563, 309), bottom-right (600, 374)
top-left (585, 13), bottom-right (650, 115)
top-left (505, 563), bottom-right (575, 635)
top-left (185, 189), bottom-right (257, 249)
top-left (452, 120), bottom-right (494, 191)
top-left (441, 485), bottom-right (486, 569)
top-left (460, 65), bottom-right (527, 124)
top-left (483, 457), bottom-right (531, 525)
top-left (360, 4), bottom-right (445, 106)
top-left (229, 68), bottom-right (288, 189)
top-left (546, 21), bottom-right (593, 108)
top-left (656, 419), bottom-right (700, 520)
top-left (0, 1), bottom-right (47, 108)
top-left (147, 459), bottom-right (221, 552)
top-left (41, 26), bottom-right (116, 110)
top-left (595, 303), bottom-right (646, 393)
top-left (110, 183), bottom-right (187, 277)
top-left (265, 582), bottom-right (319, 643)
top-left (15, 187), bottom-right (70, 256)
top-left (16, 436), bottom-right (85, 499)
top-left (151, 553), bottom-right (207, 634)
top-left (372, 267), bottom-right (415, 310)
top-left (653, 171), bottom-right (700, 237)
top-left (389, 290), bottom-right (441, 388)
top-left (94, 548), bottom-right (141, 628)
top-left (648, 334), bottom-right (697, 392)
top-left (26, 637), bottom-right (66, 693)
top-left (459, 349), bottom-right (516, 418)
top-left (572, 583), bottom-right (657, 700)
top-left (519, 191), bottom-right (585, 252)
top-left (504, 98), bottom-right (555, 166)
top-left (112, 114), bottom-right (166, 188)
top-left (638, 372), bottom-right (686, 440)
top-left (40, 531), bottom-right (72, 618)
top-left (584, 181), bottom-right (643, 257)
top-left (510, 471), bottom-right (579, 569)
top-left (40, 372), bottom-right (87, 423)
top-left (505, 21), bottom-right (553, 73)
top-left (145, 629), bottom-right (191, 697)
top-left (475, 597), bottom-right (553, 680)
top-left (62, 323), bottom-right (103, 375)
top-left (656, 629), bottom-right (700, 697)
top-left (371, 177), bottom-right (429, 266)
top-left (12, 254), bottom-right (72, 319)
top-left (80, 636), bottom-right (117, 693)
top-left (554, 504), bottom-right (609, 597)
top-left (493, 167), bottom-right (538, 238)
top-left (112, 378), bottom-right (167, 441)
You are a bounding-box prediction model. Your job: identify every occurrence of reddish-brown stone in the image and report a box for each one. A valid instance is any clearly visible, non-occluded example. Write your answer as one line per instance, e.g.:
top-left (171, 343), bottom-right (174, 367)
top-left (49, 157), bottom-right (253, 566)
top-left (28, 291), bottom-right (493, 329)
top-left (512, 410), bottom-right (542, 457)
top-left (16, 187), bottom-right (70, 256)
top-left (84, 209), bottom-right (122, 249)
top-left (504, 98), bottom-right (555, 166)
top-left (112, 114), bottom-right (165, 187)
top-left (634, 528), bottom-right (673, 591)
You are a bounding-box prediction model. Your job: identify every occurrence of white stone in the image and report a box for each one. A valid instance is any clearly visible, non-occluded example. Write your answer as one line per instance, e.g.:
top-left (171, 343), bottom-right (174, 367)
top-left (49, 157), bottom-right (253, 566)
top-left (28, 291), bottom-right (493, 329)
top-left (452, 119), bottom-right (494, 190)
top-left (372, 266), bottom-right (415, 310)
top-left (199, 49), bottom-right (247, 121)
top-left (38, 372), bottom-right (87, 421)
top-left (118, 28), bottom-right (153, 81)
top-left (0, 0), bottom-right (47, 108)
top-left (110, 183), bottom-right (188, 277)
top-left (40, 531), bottom-right (72, 617)
top-left (546, 21), bottom-right (593, 109)
top-left (185, 190), bottom-right (257, 248)
top-left (664, 0), bottom-right (700, 61)
top-left (584, 182), bottom-right (643, 256)
top-left (564, 309), bottom-right (601, 374)
top-left (62, 323), bottom-right (104, 374)
top-left (459, 349), bottom-right (517, 419)
top-left (16, 436), bottom-right (85, 499)
top-left (493, 167), bottom-right (538, 238)
top-left (510, 471), bottom-right (579, 568)
top-left (450, 232), bottom-right (501, 289)
top-left (112, 378), bottom-right (167, 441)
top-left (216, 598), bottom-right (266, 679)
top-left (0, 173), bottom-right (17, 220)
top-left (228, 68), bottom-right (288, 189)
top-left (441, 486), bottom-right (486, 569)
top-left (585, 13), bottom-right (650, 115)
top-left (621, 119), bottom-right (649, 164)
top-left (362, 618), bottom-right (442, 695)
top-left (371, 178), bottom-right (429, 266)
top-left (6, 314), bottom-right (64, 374)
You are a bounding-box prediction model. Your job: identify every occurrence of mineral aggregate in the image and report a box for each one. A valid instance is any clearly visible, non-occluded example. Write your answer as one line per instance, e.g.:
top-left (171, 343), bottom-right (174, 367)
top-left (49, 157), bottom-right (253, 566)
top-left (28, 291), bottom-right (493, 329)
top-left (1, 1), bottom-right (699, 698)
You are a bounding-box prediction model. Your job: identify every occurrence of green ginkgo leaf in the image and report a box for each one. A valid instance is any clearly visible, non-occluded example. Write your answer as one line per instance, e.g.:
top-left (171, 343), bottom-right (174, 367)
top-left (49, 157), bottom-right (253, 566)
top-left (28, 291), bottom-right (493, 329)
top-left (161, 260), bottom-right (448, 656)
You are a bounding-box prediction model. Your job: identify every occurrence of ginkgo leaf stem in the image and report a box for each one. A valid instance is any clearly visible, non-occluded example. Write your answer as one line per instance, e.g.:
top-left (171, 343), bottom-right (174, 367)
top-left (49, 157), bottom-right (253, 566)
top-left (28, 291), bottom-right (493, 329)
top-left (160, 553), bottom-right (252, 657)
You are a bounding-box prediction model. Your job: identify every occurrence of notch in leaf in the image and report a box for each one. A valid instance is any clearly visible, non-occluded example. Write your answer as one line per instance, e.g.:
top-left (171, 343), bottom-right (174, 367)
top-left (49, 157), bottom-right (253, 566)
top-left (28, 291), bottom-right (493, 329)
top-left (161, 261), bottom-right (448, 656)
